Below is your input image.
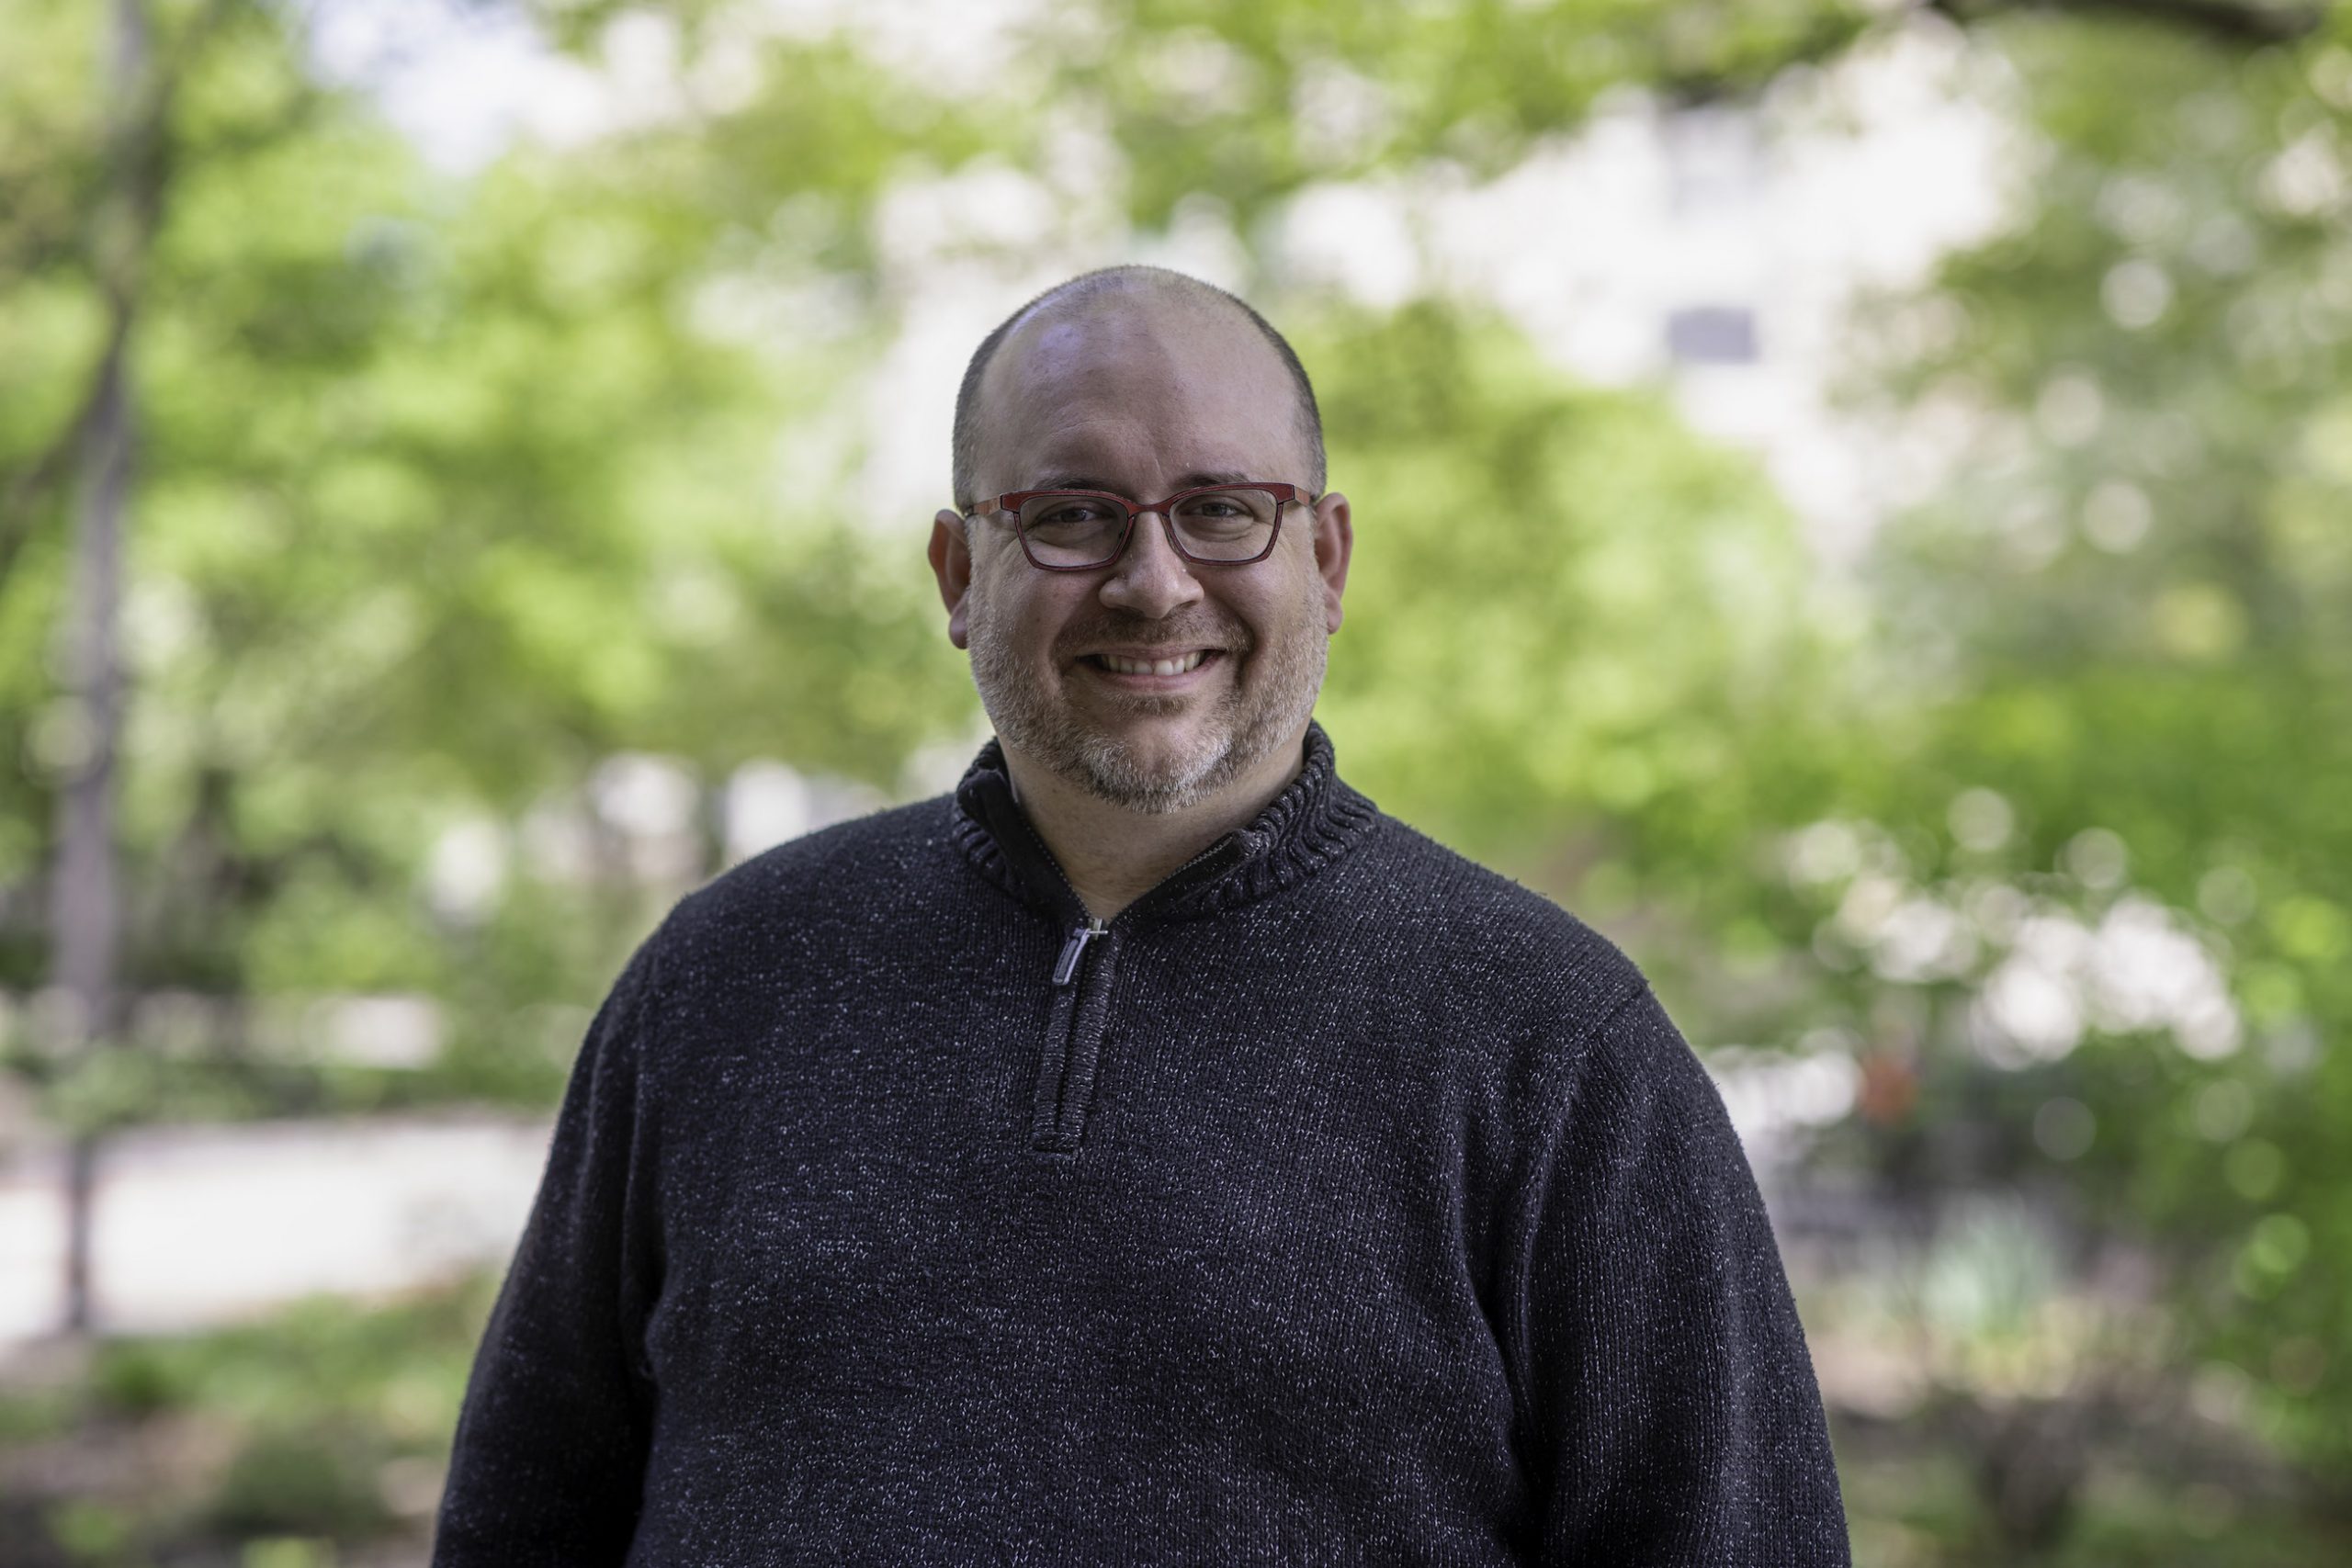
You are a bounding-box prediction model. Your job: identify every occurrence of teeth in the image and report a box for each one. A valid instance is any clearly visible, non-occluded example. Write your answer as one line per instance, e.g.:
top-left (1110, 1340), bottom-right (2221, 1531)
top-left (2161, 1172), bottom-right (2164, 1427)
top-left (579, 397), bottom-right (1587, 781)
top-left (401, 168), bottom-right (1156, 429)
top-left (1099, 649), bottom-right (1207, 676)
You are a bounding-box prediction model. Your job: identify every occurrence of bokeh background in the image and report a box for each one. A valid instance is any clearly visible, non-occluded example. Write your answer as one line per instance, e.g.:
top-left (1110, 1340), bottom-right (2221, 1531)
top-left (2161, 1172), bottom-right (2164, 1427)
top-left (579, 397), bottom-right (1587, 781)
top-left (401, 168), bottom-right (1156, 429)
top-left (4, 0), bottom-right (2350, 1562)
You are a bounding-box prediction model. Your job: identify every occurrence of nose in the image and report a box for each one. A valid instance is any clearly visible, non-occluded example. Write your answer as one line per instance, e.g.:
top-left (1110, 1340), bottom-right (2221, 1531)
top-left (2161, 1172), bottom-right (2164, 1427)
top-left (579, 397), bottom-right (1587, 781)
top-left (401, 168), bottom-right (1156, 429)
top-left (1097, 509), bottom-right (1204, 620)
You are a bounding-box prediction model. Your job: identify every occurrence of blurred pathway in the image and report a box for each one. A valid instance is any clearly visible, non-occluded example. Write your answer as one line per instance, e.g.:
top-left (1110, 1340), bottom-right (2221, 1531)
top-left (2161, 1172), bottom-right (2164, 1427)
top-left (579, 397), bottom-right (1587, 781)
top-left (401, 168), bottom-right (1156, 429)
top-left (0, 1113), bottom-right (551, 1356)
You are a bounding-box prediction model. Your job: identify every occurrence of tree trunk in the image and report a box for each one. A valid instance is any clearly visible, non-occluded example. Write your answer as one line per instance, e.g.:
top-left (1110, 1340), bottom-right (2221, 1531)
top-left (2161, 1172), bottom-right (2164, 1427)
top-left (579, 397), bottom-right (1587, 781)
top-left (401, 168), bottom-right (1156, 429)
top-left (49, 0), bottom-right (148, 1339)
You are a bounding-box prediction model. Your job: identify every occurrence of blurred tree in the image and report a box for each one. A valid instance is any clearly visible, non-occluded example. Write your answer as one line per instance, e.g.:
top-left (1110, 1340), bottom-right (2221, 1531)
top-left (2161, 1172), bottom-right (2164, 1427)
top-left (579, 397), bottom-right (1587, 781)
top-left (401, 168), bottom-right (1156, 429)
top-left (0, 0), bottom-right (1893, 1114)
top-left (4, 0), bottom-right (252, 1332)
top-left (0, 0), bottom-right (998, 1330)
top-left (0, 0), bottom-right (991, 1051)
top-left (1304, 300), bottom-right (1844, 897)
top-left (1790, 0), bottom-right (2352, 1521)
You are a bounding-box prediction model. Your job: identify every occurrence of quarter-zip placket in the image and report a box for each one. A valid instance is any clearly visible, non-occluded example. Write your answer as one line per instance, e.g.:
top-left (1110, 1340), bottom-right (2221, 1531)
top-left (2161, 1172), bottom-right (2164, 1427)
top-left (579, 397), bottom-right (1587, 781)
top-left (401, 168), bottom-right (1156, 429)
top-left (1016, 819), bottom-right (1239, 1156)
top-left (950, 723), bottom-right (1370, 1159)
top-left (1032, 910), bottom-right (1114, 1154)
top-left (1017, 817), bottom-right (1114, 1155)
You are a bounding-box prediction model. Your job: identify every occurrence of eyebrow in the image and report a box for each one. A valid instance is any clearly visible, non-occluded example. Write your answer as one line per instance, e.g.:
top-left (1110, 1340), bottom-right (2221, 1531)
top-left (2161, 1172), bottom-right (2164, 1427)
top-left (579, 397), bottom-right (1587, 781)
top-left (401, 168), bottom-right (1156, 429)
top-left (1030, 470), bottom-right (1254, 495)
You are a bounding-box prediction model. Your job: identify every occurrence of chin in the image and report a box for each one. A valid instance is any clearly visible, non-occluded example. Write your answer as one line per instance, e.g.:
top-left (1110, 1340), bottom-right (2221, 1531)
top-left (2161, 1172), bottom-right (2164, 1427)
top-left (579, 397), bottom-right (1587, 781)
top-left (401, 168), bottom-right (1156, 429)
top-left (1069, 721), bottom-right (1237, 815)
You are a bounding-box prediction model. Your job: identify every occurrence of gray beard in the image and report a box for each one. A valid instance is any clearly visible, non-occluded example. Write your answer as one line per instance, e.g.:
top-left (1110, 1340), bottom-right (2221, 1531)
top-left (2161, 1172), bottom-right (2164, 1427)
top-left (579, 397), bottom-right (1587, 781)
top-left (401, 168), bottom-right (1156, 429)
top-left (965, 584), bottom-right (1326, 816)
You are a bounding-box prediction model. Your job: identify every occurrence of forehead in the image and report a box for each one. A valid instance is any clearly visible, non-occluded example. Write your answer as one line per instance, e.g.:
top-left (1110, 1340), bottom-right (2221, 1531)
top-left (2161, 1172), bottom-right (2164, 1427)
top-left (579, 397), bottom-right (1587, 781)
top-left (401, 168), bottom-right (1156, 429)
top-left (974, 296), bottom-right (1301, 491)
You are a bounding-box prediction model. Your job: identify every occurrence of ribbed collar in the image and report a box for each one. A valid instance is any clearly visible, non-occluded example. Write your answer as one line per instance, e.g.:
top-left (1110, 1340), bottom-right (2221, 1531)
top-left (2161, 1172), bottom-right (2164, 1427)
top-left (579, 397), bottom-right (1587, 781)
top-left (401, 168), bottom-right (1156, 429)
top-left (950, 719), bottom-right (1380, 928)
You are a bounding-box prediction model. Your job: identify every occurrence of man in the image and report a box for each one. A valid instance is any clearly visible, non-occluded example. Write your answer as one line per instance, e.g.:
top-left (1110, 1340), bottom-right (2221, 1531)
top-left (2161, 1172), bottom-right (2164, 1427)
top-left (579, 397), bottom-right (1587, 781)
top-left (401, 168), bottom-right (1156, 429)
top-left (434, 265), bottom-right (1851, 1564)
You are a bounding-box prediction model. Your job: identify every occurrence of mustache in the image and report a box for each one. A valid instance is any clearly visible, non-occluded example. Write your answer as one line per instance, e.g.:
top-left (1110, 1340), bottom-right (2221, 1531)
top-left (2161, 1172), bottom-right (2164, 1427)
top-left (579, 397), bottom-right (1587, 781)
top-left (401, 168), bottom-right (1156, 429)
top-left (1056, 617), bottom-right (1250, 658)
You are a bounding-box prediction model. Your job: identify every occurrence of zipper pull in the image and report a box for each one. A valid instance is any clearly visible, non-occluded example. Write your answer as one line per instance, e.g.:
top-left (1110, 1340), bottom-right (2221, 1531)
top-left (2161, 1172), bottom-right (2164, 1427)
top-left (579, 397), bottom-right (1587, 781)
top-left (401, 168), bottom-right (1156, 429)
top-left (1052, 917), bottom-right (1107, 986)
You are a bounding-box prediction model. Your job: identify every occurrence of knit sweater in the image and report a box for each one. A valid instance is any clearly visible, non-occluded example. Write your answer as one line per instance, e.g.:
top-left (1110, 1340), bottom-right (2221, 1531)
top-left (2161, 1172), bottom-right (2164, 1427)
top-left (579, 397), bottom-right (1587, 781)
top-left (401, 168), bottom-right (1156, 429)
top-left (432, 722), bottom-right (1850, 1565)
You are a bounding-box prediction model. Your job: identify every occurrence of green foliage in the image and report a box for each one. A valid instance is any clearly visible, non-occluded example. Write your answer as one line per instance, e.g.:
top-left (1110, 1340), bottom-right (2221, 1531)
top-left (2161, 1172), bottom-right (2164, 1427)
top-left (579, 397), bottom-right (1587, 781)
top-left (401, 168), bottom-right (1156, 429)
top-left (1, 0), bottom-right (989, 1046)
top-left (1026, 0), bottom-right (1873, 224)
top-left (85, 1280), bottom-right (493, 1436)
top-left (1808, 4), bottom-right (2352, 1488)
top-left (1836, 1424), bottom-right (2352, 1566)
top-left (7, 0), bottom-right (2352, 1553)
top-left (204, 1422), bottom-right (394, 1538)
top-left (1306, 300), bottom-right (1837, 878)
top-left (0, 1380), bottom-right (77, 1442)
top-left (42, 1497), bottom-right (138, 1567)
top-left (4, 1277), bottom-right (500, 1558)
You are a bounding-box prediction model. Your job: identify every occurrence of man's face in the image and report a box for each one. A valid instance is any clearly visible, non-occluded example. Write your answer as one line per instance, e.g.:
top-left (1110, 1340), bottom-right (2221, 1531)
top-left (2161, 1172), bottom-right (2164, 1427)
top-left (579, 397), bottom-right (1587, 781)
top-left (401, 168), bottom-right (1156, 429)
top-left (930, 298), bottom-right (1351, 815)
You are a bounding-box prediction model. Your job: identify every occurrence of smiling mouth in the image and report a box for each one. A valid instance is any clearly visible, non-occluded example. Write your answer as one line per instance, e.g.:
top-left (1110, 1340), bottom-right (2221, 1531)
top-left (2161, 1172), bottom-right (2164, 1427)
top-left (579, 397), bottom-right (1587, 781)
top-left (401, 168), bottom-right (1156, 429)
top-left (1087, 649), bottom-right (1215, 676)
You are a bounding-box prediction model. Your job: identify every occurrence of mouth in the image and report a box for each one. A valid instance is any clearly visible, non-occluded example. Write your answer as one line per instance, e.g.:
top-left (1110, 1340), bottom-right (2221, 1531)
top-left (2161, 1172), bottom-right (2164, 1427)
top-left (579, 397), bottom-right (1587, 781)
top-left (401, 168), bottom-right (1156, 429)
top-left (1076, 648), bottom-right (1227, 687)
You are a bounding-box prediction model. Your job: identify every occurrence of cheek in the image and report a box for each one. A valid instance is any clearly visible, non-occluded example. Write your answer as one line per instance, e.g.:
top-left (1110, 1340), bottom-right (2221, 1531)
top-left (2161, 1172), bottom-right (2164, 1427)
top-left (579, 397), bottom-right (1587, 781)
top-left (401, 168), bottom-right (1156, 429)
top-left (1226, 572), bottom-right (1318, 645)
top-left (974, 570), bottom-right (1084, 654)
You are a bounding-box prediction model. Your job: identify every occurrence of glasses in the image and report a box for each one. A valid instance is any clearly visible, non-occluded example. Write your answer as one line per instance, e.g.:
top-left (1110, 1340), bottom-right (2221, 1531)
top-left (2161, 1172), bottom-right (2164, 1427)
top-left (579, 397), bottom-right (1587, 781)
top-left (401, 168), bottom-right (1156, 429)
top-left (962, 483), bottom-right (1309, 571)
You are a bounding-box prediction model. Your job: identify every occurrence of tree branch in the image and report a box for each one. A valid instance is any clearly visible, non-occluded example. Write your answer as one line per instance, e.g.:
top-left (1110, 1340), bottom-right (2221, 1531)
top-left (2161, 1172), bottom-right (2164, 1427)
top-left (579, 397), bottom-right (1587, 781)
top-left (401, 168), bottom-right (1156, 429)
top-left (0, 309), bottom-right (136, 597)
top-left (0, 0), bottom-right (243, 602)
top-left (1923, 0), bottom-right (2326, 45)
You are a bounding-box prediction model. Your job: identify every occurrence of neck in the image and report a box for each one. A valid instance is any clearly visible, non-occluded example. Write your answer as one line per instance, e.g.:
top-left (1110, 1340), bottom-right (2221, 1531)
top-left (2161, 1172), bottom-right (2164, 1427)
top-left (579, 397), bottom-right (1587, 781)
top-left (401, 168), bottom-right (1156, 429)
top-left (1001, 728), bottom-right (1310, 922)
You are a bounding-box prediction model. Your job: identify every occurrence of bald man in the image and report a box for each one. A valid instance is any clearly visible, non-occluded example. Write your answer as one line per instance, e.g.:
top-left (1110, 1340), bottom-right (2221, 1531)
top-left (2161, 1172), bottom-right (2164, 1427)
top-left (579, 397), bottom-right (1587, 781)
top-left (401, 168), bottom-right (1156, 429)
top-left (434, 266), bottom-right (1850, 1565)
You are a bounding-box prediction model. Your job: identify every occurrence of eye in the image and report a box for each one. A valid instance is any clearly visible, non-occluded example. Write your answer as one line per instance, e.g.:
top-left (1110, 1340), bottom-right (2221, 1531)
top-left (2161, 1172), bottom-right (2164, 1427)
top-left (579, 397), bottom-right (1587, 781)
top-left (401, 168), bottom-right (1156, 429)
top-left (1031, 501), bottom-right (1112, 526)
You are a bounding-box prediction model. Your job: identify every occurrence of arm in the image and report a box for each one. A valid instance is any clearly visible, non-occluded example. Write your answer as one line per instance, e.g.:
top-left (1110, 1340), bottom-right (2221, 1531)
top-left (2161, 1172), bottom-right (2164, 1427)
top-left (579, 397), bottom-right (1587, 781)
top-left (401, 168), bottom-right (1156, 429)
top-left (433, 935), bottom-right (667, 1566)
top-left (1505, 985), bottom-right (1850, 1566)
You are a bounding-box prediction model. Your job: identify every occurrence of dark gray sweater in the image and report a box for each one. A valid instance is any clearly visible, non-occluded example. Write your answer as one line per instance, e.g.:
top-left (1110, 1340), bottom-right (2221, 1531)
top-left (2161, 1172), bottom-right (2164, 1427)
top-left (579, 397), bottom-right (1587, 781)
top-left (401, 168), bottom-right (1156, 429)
top-left (433, 722), bottom-right (1849, 1565)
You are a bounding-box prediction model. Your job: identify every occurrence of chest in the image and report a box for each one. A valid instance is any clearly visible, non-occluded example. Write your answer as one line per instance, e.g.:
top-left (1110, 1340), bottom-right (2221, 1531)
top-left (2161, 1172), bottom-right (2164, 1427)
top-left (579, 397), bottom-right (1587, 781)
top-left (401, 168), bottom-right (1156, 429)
top-left (639, 935), bottom-right (1515, 1438)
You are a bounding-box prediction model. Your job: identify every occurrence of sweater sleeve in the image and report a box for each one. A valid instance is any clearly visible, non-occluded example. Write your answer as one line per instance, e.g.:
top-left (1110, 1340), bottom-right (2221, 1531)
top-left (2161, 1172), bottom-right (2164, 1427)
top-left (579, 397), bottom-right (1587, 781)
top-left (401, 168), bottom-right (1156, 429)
top-left (1509, 984), bottom-right (1850, 1566)
top-left (433, 934), bottom-right (667, 1566)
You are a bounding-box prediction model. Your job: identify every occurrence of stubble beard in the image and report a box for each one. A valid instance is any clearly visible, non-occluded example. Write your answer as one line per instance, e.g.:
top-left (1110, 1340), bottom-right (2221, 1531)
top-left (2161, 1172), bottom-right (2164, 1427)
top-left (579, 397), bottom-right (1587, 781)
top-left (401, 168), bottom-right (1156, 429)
top-left (966, 578), bottom-right (1327, 816)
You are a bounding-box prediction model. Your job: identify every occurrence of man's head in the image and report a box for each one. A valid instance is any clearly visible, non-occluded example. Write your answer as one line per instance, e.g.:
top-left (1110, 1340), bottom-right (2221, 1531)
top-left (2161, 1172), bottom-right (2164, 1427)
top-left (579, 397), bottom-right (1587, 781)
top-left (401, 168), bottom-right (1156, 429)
top-left (949, 268), bottom-right (1328, 511)
top-left (928, 266), bottom-right (1352, 816)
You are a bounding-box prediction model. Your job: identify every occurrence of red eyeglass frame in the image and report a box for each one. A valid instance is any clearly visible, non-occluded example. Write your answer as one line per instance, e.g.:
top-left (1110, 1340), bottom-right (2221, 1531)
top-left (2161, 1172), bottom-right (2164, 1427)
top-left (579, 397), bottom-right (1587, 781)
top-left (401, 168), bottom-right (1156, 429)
top-left (961, 483), bottom-right (1313, 571)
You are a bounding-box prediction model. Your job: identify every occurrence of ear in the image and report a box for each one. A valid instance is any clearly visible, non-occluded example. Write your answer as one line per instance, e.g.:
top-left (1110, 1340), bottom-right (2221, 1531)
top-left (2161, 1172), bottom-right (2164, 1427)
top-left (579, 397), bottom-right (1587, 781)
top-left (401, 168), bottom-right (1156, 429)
top-left (1308, 491), bottom-right (1352, 635)
top-left (929, 509), bottom-right (975, 650)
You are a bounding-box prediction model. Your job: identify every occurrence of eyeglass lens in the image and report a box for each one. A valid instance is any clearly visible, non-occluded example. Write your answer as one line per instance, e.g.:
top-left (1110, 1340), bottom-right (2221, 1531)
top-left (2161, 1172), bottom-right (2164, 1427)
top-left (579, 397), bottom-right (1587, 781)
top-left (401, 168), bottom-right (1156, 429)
top-left (1018, 488), bottom-right (1280, 567)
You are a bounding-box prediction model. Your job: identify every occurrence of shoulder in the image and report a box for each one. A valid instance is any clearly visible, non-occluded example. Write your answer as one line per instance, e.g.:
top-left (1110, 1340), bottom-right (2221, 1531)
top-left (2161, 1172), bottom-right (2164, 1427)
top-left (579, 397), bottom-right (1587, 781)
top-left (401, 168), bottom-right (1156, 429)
top-left (1338, 810), bottom-right (1653, 1039)
top-left (1328, 812), bottom-right (1727, 1193)
top-left (644, 794), bottom-right (962, 969)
